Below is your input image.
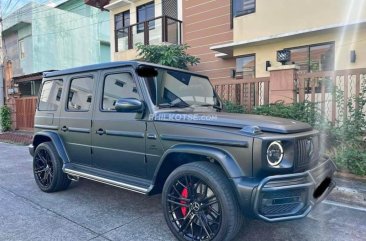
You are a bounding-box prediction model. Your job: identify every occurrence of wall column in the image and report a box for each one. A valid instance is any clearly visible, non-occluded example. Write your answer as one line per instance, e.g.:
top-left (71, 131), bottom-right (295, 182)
top-left (268, 65), bottom-right (299, 104)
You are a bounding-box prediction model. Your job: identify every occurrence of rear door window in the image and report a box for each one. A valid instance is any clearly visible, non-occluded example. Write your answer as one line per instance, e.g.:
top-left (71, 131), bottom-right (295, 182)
top-left (67, 76), bottom-right (94, 111)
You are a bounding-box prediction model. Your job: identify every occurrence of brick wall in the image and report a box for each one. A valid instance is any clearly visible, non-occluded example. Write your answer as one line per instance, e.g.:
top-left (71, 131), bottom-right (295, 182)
top-left (182, 0), bottom-right (235, 82)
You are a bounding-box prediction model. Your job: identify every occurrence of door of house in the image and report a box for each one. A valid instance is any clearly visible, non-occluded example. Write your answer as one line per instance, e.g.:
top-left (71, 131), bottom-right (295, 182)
top-left (15, 97), bottom-right (37, 130)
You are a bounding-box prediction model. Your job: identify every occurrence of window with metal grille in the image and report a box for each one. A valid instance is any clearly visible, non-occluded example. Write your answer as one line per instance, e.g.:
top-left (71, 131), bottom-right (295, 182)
top-left (163, 0), bottom-right (178, 18)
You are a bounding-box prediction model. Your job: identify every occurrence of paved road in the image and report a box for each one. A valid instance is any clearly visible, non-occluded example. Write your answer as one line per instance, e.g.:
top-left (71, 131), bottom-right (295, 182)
top-left (0, 142), bottom-right (365, 241)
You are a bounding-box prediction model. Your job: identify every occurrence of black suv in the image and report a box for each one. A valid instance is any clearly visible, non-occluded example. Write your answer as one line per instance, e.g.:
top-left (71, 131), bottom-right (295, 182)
top-left (30, 61), bottom-right (336, 241)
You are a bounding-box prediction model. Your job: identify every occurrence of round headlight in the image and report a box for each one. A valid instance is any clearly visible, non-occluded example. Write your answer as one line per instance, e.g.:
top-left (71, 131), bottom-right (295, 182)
top-left (267, 141), bottom-right (284, 166)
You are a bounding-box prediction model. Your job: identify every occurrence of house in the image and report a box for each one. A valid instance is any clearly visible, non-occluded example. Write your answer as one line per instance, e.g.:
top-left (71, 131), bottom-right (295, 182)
top-left (211, 0), bottom-right (366, 77)
top-left (209, 0), bottom-right (366, 119)
top-left (84, 0), bottom-right (236, 87)
top-left (90, 0), bottom-right (183, 61)
top-left (1, 0), bottom-right (110, 130)
top-left (85, 0), bottom-right (366, 121)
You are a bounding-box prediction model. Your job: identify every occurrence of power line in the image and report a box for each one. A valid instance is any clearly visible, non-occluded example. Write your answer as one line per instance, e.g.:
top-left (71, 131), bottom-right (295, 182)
top-left (4, 0), bottom-right (170, 38)
top-left (3, 0), bottom-right (170, 22)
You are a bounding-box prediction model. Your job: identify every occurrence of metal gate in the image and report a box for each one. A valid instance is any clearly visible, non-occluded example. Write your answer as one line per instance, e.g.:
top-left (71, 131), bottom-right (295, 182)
top-left (15, 97), bottom-right (37, 130)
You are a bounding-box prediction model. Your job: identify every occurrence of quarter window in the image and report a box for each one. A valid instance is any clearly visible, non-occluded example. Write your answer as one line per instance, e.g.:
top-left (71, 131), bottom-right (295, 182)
top-left (68, 77), bottom-right (94, 111)
top-left (38, 80), bottom-right (63, 111)
top-left (102, 73), bottom-right (139, 111)
top-left (233, 0), bottom-right (255, 17)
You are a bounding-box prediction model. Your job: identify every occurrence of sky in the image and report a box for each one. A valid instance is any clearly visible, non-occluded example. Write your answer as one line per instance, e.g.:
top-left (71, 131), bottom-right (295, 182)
top-left (1, 0), bottom-right (67, 17)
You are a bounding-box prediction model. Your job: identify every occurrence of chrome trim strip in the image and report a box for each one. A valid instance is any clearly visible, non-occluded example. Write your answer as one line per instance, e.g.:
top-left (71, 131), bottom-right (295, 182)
top-left (160, 134), bottom-right (248, 147)
top-left (34, 124), bottom-right (58, 130)
top-left (68, 127), bottom-right (90, 133)
top-left (63, 168), bottom-right (148, 194)
top-left (105, 130), bottom-right (145, 138)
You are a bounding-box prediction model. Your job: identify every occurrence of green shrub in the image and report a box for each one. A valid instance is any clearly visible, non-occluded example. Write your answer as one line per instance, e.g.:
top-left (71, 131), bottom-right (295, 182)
top-left (0, 106), bottom-right (12, 132)
top-left (333, 144), bottom-right (366, 176)
top-left (223, 100), bottom-right (246, 113)
top-left (252, 101), bottom-right (323, 127)
top-left (328, 82), bottom-right (366, 175)
top-left (136, 43), bottom-right (200, 69)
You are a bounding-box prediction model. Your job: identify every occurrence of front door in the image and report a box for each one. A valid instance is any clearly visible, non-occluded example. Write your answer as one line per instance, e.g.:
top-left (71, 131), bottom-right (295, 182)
top-left (92, 69), bottom-right (146, 178)
top-left (59, 74), bottom-right (96, 166)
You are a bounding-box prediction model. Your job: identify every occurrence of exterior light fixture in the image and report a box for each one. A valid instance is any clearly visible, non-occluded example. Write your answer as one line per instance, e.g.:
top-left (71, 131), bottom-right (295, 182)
top-left (350, 50), bottom-right (356, 63)
top-left (265, 61), bottom-right (271, 71)
top-left (230, 69), bottom-right (236, 78)
top-left (277, 49), bottom-right (291, 65)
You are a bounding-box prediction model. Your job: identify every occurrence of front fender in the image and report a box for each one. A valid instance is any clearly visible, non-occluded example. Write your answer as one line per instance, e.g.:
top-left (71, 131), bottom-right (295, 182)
top-left (32, 131), bottom-right (70, 164)
top-left (153, 144), bottom-right (245, 182)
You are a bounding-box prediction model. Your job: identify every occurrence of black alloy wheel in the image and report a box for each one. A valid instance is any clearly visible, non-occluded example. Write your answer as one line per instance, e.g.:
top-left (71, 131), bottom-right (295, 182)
top-left (167, 174), bottom-right (222, 240)
top-left (33, 142), bottom-right (71, 192)
top-left (34, 148), bottom-right (54, 188)
top-left (162, 162), bottom-right (243, 241)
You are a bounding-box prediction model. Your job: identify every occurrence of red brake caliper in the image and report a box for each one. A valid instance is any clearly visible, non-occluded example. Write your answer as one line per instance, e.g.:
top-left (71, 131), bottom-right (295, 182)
top-left (181, 187), bottom-right (188, 216)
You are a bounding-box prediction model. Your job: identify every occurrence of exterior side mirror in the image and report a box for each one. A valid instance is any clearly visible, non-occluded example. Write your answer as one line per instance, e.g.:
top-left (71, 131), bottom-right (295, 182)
top-left (115, 98), bottom-right (144, 113)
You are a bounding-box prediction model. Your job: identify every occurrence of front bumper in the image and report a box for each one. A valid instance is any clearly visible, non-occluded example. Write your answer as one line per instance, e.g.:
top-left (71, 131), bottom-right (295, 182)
top-left (235, 157), bottom-right (337, 222)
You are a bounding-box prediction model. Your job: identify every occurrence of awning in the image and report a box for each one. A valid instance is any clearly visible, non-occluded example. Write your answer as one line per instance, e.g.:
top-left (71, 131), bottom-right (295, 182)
top-left (210, 20), bottom-right (366, 57)
top-left (13, 71), bottom-right (55, 83)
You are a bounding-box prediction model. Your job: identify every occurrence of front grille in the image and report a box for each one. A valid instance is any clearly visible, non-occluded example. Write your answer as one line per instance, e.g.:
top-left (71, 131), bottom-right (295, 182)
top-left (261, 203), bottom-right (301, 216)
top-left (295, 136), bottom-right (319, 172)
top-left (259, 189), bottom-right (306, 217)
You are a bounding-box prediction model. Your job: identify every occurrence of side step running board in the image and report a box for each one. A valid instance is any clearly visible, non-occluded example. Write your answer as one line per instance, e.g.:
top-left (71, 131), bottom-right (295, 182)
top-left (64, 167), bottom-right (150, 195)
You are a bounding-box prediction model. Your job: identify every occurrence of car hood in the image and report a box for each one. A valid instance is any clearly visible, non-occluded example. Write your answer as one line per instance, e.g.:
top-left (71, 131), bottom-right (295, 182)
top-left (153, 111), bottom-right (312, 134)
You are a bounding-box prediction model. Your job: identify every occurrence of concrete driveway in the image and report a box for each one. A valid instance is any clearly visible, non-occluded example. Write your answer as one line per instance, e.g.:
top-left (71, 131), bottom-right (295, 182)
top-left (0, 142), bottom-right (365, 241)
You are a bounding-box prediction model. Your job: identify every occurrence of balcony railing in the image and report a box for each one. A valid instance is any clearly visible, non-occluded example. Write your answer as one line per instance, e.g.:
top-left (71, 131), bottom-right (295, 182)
top-left (115, 15), bottom-right (182, 52)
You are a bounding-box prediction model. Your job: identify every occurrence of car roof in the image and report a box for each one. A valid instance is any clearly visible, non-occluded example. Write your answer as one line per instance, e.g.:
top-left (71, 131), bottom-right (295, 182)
top-left (43, 61), bottom-right (208, 79)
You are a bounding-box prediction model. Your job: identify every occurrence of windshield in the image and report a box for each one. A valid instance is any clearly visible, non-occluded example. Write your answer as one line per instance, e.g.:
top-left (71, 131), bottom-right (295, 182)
top-left (143, 68), bottom-right (219, 108)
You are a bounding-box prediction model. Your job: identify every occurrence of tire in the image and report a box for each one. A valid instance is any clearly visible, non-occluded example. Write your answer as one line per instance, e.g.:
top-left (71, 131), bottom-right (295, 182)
top-left (33, 142), bottom-right (71, 193)
top-left (162, 162), bottom-right (243, 241)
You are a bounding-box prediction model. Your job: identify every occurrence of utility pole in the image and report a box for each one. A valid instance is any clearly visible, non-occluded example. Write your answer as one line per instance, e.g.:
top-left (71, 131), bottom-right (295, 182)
top-left (0, 2), bottom-right (5, 132)
top-left (0, 4), bottom-right (5, 110)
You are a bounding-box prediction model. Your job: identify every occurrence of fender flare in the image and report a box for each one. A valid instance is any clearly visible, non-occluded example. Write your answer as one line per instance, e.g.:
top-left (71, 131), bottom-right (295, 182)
top-left (152, 144), bottom-right (245, 184)
top-left (33, 131), bottom-right (70, 164)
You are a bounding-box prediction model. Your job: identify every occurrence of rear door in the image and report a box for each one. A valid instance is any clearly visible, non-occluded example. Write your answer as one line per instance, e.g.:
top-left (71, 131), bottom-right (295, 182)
top-left (59, 73), bottom-right (96, 166)
top-left (91, 68), bottom-right (147, 178)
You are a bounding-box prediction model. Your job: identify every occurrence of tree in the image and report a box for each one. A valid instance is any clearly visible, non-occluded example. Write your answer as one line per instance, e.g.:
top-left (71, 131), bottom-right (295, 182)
top-left (136, 43), bottom-right (200, 69)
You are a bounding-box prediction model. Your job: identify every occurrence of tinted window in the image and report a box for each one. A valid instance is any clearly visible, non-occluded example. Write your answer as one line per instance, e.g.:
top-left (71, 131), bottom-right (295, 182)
top-left (102, 73), bottom-right (139, 111)
top-left (137, 1), bottom-right (155, 32)
top-left (115, 10), bottom-right (130, 38)
top-left (288, 43), bottom-right (334, 73)
top-left (233, 0), bottom-right (255, 17)
top-left (38, 80), bottom-right (63, 111)
top-left (236, 55), bottom-right (255, 77)
top-left (68, 77), bottom-right (94, 111)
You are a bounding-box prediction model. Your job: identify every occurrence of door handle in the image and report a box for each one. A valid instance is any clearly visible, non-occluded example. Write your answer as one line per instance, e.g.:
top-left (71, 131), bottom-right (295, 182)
top-left (61, 126), bottom-right (68, 132)
top-left (96, 128), bottom-right (105, 135)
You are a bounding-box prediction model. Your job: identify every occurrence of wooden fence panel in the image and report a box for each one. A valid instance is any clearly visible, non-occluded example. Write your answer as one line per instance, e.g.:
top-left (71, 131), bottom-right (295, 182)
top-left (297, 68), bottom-right (366, 124)
top-left (15, 97), bottom-right (37, 130)
top-left (211, 77), bottom-right (270, 111)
